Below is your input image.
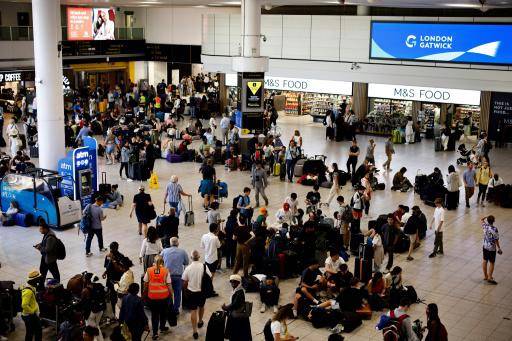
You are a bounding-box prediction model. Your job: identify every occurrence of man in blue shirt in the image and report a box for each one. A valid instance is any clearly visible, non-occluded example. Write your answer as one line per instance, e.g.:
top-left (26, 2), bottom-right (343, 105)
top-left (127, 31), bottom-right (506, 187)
top-left (237, 187), bottom-right (253, 220)
top-left (161, 237), bottom-right (189, 319)
top-left (463, 162), bottom-right (476, 208)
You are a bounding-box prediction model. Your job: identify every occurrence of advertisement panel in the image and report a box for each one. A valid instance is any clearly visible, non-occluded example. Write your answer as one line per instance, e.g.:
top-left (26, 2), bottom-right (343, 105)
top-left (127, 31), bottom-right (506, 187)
top-left (368, 83), bottom-right (481, 105)
top-left (246, 81), bottom-right (263, 108)
top-left (489, 92), bottom-right (512, 142)
top-left (370, 22), bottom-right (512, 65)
top-left (67, 7), bottom-right (115, 41)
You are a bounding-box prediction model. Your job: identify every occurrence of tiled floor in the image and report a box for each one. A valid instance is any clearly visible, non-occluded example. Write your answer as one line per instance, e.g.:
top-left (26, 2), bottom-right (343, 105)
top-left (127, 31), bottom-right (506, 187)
top-left (2, 115), bottom-right (512, 340)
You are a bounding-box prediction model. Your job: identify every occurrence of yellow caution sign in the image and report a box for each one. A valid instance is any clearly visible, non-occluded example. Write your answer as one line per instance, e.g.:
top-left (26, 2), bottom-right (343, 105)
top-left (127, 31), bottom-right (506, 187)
top-left (247, 81), bottom-right (262, 95)
top-left (149, 171), bottom-right (159, 189)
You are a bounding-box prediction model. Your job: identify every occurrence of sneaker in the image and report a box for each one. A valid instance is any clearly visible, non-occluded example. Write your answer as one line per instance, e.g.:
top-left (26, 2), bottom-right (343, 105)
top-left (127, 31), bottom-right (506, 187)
top-left (487, 279), bottom-right (498, 285)
top-left (481, 203), bottom-right (486, 207)
top-left (273, 305), bottom-right (278, 313)
top-left (0, 335), bottom-right (8, 341)
top-left (438, 251), bottom-right (444, 255)
top-left (127, 178), bottom-right (133, 182)
top-left (260, 303), bottom-right (267, 313)
top-left (197, 321), bottom-right (204, 328)
top-left (100, 248), bottom-right (108, 252)
top-left (429, 253), bottom-right (436, 258)
top-left (86, 252), bottom-right (93, 257)
top-left (193, 332), bottom-right (199, 339)
top-left (406, 256), bottom-right (414, 261)
top-left (329, 324), bottom-right (344, 334)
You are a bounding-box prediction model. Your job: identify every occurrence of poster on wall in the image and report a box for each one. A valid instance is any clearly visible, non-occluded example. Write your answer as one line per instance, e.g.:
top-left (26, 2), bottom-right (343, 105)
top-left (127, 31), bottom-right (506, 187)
top-left (370, 22), bottom-right (512, 65)
top-left (246, 81), bottom-right (263, 108)
top-left (67, 7), bottom-right (115, 41)
top-left (488, 92), bottom-right (512, 142)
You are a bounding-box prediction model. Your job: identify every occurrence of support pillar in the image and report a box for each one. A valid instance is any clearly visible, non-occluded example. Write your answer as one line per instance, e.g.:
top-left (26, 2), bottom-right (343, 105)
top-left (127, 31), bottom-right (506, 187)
top-left (32, 0), bottom-right (65, 169)
top-left (241, 0), bottom-right (262, 57)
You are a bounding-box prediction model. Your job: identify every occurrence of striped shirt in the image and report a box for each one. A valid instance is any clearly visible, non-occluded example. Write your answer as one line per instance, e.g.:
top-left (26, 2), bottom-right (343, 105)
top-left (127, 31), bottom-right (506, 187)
top-left (166, 182), bottom-right (183, 203)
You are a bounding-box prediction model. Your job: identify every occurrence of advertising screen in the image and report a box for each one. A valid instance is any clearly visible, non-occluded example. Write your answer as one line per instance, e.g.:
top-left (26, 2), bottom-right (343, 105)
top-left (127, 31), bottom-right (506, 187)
top-left (370, 22), bottom-right (512, 65)
top-left (67, 7), bottom-right (115, 41)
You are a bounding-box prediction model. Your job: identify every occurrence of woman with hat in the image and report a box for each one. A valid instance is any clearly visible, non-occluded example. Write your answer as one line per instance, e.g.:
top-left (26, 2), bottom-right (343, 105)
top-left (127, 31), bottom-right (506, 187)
top-left (222, 275), bottom-right (252, 341)
top-left (21, 270), bottom-right (42, 341)
top-left (130, 185), bottom-right (155, 236)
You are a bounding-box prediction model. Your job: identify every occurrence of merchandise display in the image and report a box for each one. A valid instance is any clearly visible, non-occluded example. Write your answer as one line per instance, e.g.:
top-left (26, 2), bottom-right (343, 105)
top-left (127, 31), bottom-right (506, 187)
top-left (366, 98), bottom-right (412, 134)
top-left (284, 92), bottom-right (300, 115)
top-left (301, 93), bottom-right (348, 116)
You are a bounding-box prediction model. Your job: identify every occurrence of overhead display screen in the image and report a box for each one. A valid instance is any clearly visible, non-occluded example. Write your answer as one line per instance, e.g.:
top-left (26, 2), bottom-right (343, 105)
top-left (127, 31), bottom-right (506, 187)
top-left (370, 21), bottom-right (512, 65)
top-left (67, 7), bottom-right (116, 41)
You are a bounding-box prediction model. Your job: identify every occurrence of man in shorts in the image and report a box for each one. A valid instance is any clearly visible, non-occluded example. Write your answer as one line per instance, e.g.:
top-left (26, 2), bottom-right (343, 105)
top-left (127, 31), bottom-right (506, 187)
top-left (182, 250), bottom-right (212, 339)
top-left (481, 215), bottom-right (502, 285)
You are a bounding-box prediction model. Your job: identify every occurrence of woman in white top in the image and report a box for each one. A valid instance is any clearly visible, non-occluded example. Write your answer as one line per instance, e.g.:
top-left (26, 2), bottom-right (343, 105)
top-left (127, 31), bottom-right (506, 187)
top-left (367, 229), bottom-right (384, 272)
top-left (360, 172), bottom-right (373, 215)
top-left (270, 304), bottom-right (297, 341)
top-left (325, 163), bottom-right (341, 207)
top-left (6, 119), bottom-right (20, 157)
top-left (290, 130), bottom-right (302, 155)
top-left (139, 226), bottom-right (163, 272)
top-left (114, 258), bottom-right (134, 318)
top-left (446, 165), bottom-right (462, 210)
top-left (405, 116), bottom-right (414, 144)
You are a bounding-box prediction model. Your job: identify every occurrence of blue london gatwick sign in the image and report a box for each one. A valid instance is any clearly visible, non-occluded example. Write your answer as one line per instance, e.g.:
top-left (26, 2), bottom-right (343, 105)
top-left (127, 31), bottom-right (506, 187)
top-left (370, 21), bottom-right (512, 65)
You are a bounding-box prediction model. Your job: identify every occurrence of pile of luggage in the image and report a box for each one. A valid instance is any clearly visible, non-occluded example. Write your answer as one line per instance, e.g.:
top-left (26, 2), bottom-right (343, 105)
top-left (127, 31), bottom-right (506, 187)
top-left (294, 155), bottom-right (328, 186)
top-left (414, 172), bottom-right (446, 207)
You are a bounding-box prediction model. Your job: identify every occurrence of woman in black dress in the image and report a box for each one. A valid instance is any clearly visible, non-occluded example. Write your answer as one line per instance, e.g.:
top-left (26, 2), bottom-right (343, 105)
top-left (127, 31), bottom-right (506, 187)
top-left (223, 275), bottom-right (252, 341)
top-left (129, 185), bottom-right (154, 236)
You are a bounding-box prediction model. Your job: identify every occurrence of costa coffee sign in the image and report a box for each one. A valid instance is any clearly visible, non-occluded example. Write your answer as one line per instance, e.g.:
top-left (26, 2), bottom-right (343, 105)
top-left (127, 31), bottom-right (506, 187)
top-left (0, 72), bottom-right (22, 82)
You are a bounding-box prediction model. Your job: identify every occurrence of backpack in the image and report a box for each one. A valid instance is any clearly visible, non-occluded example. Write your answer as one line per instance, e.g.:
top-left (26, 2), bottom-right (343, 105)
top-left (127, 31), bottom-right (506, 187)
top-left (90, 282), bottom-right (107, 313)
top-left (377, 310), bottom-right (409, 341)
top-left (54, 237), bottom-right (66, 260)
top-left (232, 195), bottom-right (243, 210)
top-left (79, 204), bottom-right (92, 236)
top-left (263, 319), bottom-right (274, 341)
top-left (341, 205), bottom-right (353, 223)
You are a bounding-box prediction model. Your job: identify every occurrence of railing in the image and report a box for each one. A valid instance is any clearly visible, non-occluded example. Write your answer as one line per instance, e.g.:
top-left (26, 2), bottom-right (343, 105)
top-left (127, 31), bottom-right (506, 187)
top-left (0, 26), bottom-right (144, 41)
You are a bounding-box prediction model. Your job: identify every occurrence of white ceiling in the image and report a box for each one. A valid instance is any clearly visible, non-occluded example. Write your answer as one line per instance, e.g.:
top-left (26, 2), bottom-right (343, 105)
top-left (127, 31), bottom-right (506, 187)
top-left (6, 0), bottom-right (512, 8)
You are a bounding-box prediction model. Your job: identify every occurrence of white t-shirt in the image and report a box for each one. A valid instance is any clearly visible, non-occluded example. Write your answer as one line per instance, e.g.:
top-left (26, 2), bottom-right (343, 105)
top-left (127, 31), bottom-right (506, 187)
top-left (433, 207), bottom-right (445, 232)
top-left (284, 197), bottom-right (298, 215)
top-left (200, 233), bottom-right (221, 264)
top-left (139, 238), bottom-right (163, 258)
top-left (325, 256), bottom-right (345, 273)
top-left (182, 261), bottom-right (211, 292)
top-left (271, 320), bottom-right (286, 336)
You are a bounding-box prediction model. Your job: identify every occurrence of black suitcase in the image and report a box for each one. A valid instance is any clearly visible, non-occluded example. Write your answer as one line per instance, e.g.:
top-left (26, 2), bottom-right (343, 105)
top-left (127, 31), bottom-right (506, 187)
top-left (29, 145), bottom-right (39, 158)
top-left (340, 312), bottom-right (362, 333)
top-left (434, 137), bottom-right (443, 152)
top-left (205, 311), bottom-right (226, 341)
top-left (349, 233), bottom-right (364, 255)
top-left (19, 134), bottom-right (26, 149)
top-left (395, 233), bottom-right (411, 253)
top-left (98, 172), bottom-right (112, 196)
top-left (353, 257), bottom-right (372, 283)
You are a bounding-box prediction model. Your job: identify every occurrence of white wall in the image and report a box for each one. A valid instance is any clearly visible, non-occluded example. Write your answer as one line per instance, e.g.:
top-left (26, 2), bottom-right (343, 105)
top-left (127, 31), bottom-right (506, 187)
top-left (147, 61), bottom-right (167, 85)
top-left (133, 61), bottom-right (148, 82)
top-left (145, 6), bottom-right (238, 45)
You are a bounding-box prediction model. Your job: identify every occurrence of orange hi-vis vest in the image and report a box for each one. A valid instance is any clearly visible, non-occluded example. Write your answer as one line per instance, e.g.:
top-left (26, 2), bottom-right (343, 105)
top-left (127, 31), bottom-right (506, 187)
top-left (147, 266), bottom-right (170, 300)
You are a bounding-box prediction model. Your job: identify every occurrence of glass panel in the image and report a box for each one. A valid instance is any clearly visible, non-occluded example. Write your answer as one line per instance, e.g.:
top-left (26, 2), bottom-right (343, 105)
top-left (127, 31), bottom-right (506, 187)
top-left (11, 27), bottom-right (30, 41)
top-left (0, 27), bottom-right (12, 40)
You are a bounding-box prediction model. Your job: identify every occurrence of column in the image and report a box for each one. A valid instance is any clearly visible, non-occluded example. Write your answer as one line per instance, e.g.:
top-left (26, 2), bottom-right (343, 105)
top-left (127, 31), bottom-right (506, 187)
top-left (32, 0), bottom-right (65, 169)
top-left (241, 0), bottom-right (262, 57)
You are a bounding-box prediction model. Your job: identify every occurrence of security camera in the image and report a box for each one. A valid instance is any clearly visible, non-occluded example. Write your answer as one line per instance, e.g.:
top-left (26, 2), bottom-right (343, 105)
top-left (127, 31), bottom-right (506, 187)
top-left (261, 35), bottom-right (267, 42)
top-left (351, 62), bottom-right (360, 70)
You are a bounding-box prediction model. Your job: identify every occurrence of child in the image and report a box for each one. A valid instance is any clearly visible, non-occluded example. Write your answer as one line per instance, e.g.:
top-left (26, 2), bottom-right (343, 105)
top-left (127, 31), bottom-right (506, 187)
top-left (260, 276), bottom-right (280, 313)
top-left (207, 201), bottom-right (223, 225)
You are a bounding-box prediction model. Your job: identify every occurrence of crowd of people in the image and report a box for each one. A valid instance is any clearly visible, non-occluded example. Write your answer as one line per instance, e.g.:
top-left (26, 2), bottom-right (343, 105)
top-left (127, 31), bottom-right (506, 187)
top-left (1, 77), bottom-right (508, 341)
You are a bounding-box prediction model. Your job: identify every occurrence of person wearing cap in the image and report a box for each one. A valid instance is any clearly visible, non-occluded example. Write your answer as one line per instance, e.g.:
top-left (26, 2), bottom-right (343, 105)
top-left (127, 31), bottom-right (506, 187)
top-left (222, 274), bottom-right (252, 341)
top-left (182, 250), bottom-right (212, 340)
top-left (251, 161), bottom-right (269, 207)
top-left (130, 185), bottom-right (155, 236)
top-left (21, 270), bottom-right (42, 341)
top-left (85, 196), bottom-right (107, 257)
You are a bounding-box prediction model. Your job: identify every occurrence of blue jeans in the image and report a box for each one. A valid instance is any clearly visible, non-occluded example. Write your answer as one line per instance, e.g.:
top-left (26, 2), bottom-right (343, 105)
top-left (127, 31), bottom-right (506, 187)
top-left (169, 201), bottom-right (180, 217)
top-left (171, 275), bottom-right (183, 314)
top-left (286, 159), bottom-right (295, 181)
top-left (85, 229), bottom-right (104, 253)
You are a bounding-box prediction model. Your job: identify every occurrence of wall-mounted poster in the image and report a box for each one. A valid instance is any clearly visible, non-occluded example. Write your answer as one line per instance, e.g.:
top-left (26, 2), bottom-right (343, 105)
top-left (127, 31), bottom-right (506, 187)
top-left (67, 7), bottom-right (115, 41)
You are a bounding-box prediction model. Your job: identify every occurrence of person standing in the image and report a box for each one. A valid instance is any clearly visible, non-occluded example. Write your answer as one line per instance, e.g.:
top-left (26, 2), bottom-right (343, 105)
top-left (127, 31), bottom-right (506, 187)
top-left (21, 270), bottom-right (42, 341)
top-left (251, 162), bottom-right (269, 207)
top-left (35, 221), bottom-right (60, 287)
top-left (325, 163), bottom-right (341, 207)
top-left (382, 214), bottom-right (399, 271)
top-left (365, 139), bottom-right (376, 165)
top-left (361, 172), bottom-right (372, 215)
top-left (182, 250), bottom-right (212, 340)
top-left (119, 140), bottom-right (130, 180)
top-left (233, 216), bottom-right (255, 278)
top-left (220, 114), bottom-right (231, 145)
top-left (285, 140), bottom-right (299, 182)
top-left (164, 175), bottom-right (191, 218)
top-left (403, 206), bottom-right (421, 261)
top-left (382, 136), bottom-right (394, 171)
top-left (346, 139), bottom-right (359, 175)
top-left (429, 198), bottom-right (445, 258)
top-left (222, 275), bottom-right (252, 341)
top-left (476, 159), bottom-right (493, 207)
top-left (161, 237), bottom-right (189, 321)
top-left (143, 255), bottom-right (172, 340)
top-left (463, 162), bottom-right (476, 208)
top-left (446, 165), bottom-right (461, 210)
top-left (119, 283), bottom-right (149, 341)
top-left (200, 223), bottom-right (222, 278)
top-left (481, 216), bottom-right (502, 285)
top-left (85, 196), bottom-right (107, 257)
top-left (6, 119), bottom-right (21, 156)
top-left (130, 185), bottom-right (155, 236)
top-left (139, 226), bottom-right (163, 272)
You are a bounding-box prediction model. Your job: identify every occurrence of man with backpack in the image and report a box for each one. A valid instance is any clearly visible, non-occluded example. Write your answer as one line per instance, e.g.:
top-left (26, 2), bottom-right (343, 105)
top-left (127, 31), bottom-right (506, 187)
top-left (378, 298), bottom-right (419, 341)
top-left (35, 221), bottom-right (62, 288)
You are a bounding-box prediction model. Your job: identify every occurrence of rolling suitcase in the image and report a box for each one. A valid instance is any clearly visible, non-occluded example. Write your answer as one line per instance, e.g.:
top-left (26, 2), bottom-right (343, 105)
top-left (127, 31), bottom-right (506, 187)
top-left (273, 162), bottom-right (281, 176)
top-left (205, 311), bottom-right (226, 341)
top-left (99, 172), bottom-right (112, 197)
top-left (353, 243), bottom-right (372, 283)
top-left (434, 137), bottom-right (443, 152)
top-left (184, 196), bottom-right (194, 226)
top-left (294, 158), bottom-right (306, 177)
top-left (350, 233), bottom-right (364, 255)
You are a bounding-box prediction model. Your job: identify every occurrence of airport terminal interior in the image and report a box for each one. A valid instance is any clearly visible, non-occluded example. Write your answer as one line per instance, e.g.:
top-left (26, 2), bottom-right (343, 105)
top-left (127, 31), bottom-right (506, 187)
top-left (0, 1), bottom-right (512, 341)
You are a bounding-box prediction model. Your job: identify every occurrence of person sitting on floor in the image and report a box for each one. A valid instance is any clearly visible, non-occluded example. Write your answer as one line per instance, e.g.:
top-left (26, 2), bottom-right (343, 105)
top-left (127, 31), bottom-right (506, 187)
top-left (1, 200), bottom-right (19, 226)
top-left (104, 184), bottom-right (123, 209)
top-left (292, 259), bottom-right (324, 318)
top-left (392, 167), bottom-right (413, 191)
top-left (260, 276), bottom-right (280, 314)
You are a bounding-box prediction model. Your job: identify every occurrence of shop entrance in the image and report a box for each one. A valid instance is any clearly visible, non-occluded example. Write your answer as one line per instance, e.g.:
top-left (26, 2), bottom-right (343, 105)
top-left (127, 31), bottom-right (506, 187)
top-left (70, 62), bottom-right (129, 90)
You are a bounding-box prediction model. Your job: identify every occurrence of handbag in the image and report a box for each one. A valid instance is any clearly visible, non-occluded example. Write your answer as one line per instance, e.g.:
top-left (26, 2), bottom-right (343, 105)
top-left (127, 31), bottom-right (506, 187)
top-left (120, 323), bottom-right (132, 341)
top-left (147, 205), bottom-right (157, 221)
top-left (231, 301), bottom-right (253, 319)
top-left (201, 264), bottom-right (214, 298)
